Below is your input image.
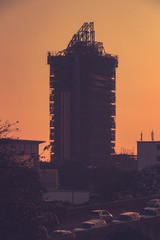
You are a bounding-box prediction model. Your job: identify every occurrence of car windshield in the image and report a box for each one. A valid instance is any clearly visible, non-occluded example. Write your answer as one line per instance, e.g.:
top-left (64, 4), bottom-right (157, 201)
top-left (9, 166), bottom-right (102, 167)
top-left (142, 209), bottom-right (156, 216)
top-left (147, 201), bottom-right (159, 207)
top-left (117, 214), bottom-right (132, 221)
top-left (81, 223), bottom-right (94, 229)
top-left (51, 231), bottom-right (63, 236)
top-left (90, 212), bottom-right (99, 217)
top-left (150, 203), bottom-right (158, 207)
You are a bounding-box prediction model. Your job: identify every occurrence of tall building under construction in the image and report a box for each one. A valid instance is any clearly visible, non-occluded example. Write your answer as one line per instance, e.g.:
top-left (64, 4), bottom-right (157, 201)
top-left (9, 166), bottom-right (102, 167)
top-left (47, 22), bottom-right (118, 166)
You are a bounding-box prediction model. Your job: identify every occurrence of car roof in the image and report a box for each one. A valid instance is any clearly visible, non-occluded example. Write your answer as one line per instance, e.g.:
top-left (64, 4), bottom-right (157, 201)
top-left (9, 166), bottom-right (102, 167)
top-left (53, 230), bottom-right (71, 233)
top-left (120, 212), bottom-right (139, 215)
top-left (82, 221), bottom-right (95, 225)
top-left (83, 219), bottom-right (105, 224)
top-left (91, 210), bottom-right (106, 212)
top-left (143, 207), bottom-right (158, 211)
top-left (148, 199), bottom-right (160, 202)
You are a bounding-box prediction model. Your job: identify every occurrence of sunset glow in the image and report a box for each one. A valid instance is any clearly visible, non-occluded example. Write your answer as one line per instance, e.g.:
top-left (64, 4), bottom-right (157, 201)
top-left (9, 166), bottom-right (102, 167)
top-left (1, 0), bottom-right (160, 157)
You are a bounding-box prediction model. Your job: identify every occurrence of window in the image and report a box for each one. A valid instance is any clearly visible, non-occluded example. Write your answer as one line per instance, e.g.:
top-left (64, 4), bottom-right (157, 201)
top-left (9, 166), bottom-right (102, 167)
top-left (157, 144), bottom-right (160, 150)
top-left (157, 156), bottom-right (160, 162)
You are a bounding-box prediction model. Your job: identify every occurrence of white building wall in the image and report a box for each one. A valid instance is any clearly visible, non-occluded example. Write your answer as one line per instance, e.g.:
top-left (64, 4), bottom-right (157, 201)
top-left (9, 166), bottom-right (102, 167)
top-left (137, 141), bottom-right (160, 170)
top-left (43, 190), bottom-right (89, 205)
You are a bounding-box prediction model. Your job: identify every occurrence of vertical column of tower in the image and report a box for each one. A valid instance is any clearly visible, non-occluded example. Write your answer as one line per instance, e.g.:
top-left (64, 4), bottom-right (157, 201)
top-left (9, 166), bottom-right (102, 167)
top-left (73, 55), bottom-right (80, 161)
top-left (48, 55), bottom-right (55, 162)
top-left (110, 60), bottom-right (117, 154)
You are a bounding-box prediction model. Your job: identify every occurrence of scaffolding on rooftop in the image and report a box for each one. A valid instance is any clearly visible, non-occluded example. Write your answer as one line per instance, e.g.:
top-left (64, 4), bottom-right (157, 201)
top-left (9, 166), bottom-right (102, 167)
top-left (48, 22), bottom-right (115, 57)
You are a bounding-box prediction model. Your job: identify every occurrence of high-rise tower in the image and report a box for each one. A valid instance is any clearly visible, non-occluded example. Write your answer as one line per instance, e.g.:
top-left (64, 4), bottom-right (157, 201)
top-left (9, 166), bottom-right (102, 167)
top-left (47, 22), bottom-right (118, 166)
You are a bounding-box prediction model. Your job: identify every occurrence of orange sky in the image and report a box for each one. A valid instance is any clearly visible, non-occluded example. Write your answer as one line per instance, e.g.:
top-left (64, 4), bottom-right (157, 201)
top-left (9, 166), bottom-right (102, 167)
top-left (0, 0), bottom-right (160, 158)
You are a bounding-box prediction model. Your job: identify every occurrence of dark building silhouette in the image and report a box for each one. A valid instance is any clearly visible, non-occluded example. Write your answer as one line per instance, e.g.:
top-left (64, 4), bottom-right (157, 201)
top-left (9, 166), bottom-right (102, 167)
top-left (47, 22), bottom-right (118, 166)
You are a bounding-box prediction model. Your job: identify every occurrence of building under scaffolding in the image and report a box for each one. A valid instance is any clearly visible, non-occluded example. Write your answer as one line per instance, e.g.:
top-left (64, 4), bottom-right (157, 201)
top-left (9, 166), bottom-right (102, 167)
top-left (47, 22), bottom-right (118, 166)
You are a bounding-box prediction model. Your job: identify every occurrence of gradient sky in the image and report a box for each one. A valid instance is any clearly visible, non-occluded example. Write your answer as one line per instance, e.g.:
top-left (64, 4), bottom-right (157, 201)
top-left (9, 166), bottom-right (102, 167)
top-left (0, 0), bottom-right (160, 158)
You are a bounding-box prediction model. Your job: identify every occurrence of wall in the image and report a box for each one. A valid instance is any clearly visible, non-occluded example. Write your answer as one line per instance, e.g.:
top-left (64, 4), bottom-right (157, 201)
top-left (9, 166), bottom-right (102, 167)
top-left (43, 190), bottom-right (89, 205)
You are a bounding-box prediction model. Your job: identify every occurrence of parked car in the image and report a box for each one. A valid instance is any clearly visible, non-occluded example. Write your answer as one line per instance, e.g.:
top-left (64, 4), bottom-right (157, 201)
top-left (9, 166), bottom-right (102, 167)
top-left (146, 199), bottom-right (160, 208)
top-left (112, 212), bottom-right (140, 223)
top-left (73, 219), bottom-right (106, 232)
top-left (48, 230), bottom-right (75, 240)
top-left (89, 210), bottom-right (113, 222)
top-left (140, 207), bottom-right (160, 218)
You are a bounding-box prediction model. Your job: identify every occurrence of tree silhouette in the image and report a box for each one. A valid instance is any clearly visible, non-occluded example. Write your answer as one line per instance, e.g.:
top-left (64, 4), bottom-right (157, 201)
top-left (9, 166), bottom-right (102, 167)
top-left (0, 119), bottom-right (51, 240)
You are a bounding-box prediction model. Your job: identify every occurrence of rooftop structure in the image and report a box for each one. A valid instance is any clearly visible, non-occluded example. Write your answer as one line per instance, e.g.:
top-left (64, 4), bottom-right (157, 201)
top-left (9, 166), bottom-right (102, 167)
top-left (47, 22), bottom-right (118, 166)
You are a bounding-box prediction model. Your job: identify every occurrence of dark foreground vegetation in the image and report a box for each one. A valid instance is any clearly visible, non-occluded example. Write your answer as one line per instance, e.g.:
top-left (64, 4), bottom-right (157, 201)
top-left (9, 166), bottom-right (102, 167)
top-left (0, 151), bottom-right (57, 240)
top-left (1, 119), bottom-right (160, 239)
top-left (107, 227), bottom-right (151, 240)
top-left (52, 161), bottom-right (160, 202)
top-left (2, 157), bottom-right (160, 240)
top-left (0, 120), bottom-right (58, 240)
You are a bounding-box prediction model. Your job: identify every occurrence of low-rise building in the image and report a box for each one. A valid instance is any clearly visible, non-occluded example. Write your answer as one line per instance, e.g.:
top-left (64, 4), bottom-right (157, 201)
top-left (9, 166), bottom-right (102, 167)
top-left (137, 141), bottom-right (160, 170)
top-left (0, 138), bottom-right (45, 168)
top-left (112, 154), bottom-right (137, 171)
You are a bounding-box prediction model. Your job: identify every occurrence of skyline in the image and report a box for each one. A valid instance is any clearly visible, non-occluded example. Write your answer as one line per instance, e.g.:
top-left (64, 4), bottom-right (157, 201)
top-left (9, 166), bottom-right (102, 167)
top-left (1, 0), bottom-right (160, 158)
